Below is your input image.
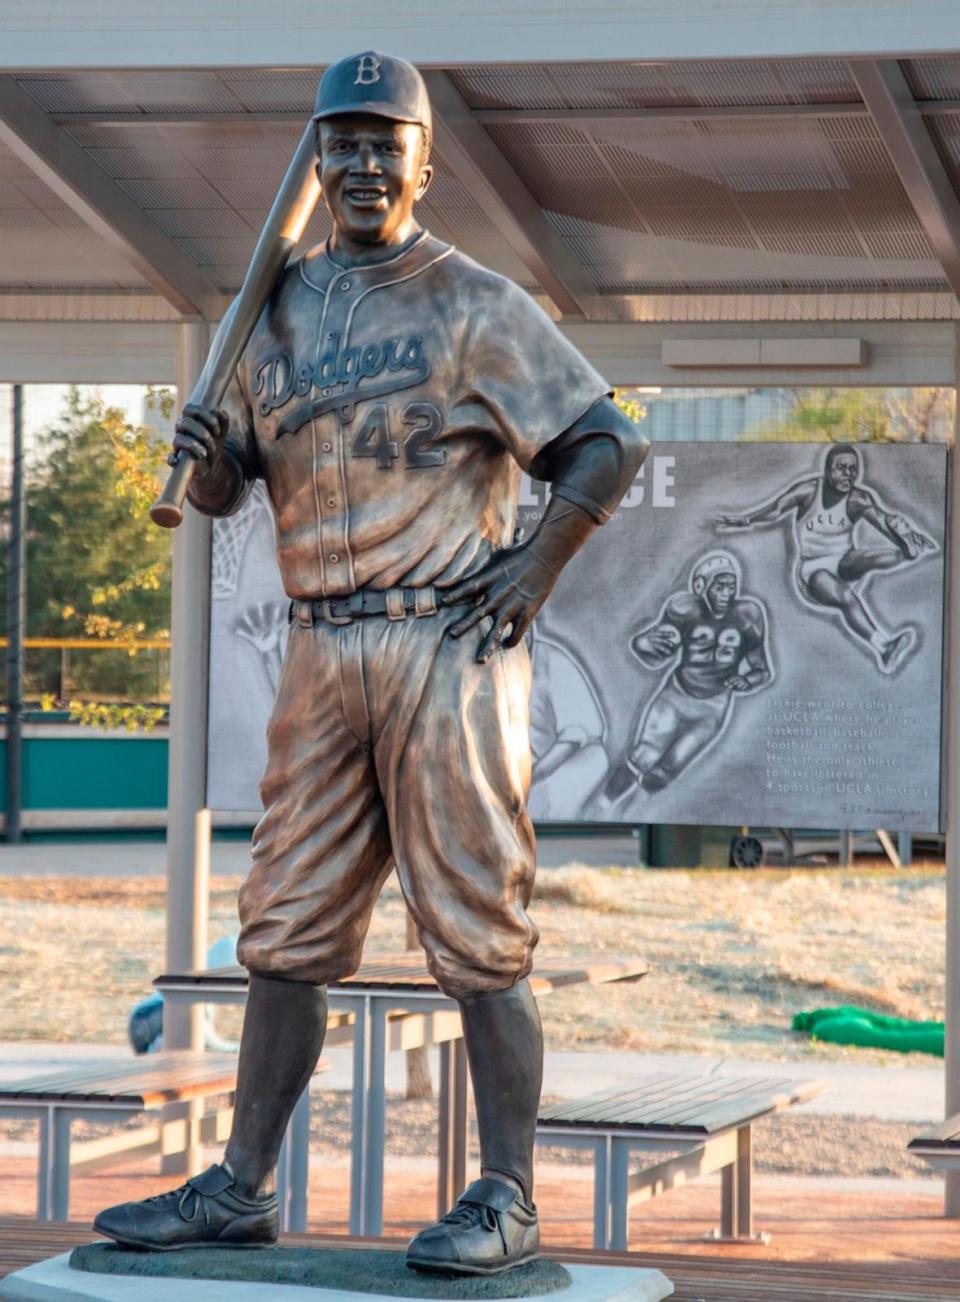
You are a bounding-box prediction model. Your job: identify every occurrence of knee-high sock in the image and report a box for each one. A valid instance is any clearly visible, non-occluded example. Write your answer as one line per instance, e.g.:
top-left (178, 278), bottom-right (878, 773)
top-left (459, 979), bottom-right (543, 1204)
top-left (224, 973), bottom-right (327, 1198)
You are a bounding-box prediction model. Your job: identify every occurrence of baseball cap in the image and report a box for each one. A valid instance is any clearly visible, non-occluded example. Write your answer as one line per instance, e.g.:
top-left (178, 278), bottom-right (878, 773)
top-left (312, 52), bottom-right (432, 134)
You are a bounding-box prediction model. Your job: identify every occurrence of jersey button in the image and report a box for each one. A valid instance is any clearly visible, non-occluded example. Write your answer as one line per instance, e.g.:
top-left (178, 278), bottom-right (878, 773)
top-left (321, 441), bottom-right (332, 453)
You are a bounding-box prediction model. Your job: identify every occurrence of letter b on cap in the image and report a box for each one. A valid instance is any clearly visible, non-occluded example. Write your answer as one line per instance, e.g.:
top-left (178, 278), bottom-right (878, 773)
top-left (355, 54), bottom-right (382, 85)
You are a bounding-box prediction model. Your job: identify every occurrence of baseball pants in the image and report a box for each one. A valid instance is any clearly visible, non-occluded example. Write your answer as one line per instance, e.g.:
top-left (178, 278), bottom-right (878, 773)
top-left (237, 596), bottom-right (538, 1000)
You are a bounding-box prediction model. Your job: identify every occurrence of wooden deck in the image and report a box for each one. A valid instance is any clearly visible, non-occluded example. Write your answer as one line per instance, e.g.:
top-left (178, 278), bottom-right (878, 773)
top-left (2, 1217), bottom-right (959, 1301)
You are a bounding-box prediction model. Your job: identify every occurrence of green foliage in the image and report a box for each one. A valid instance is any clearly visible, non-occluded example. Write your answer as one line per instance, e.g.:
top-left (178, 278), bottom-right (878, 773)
top-left (15, 387), bottom-right (172, 705)
top-left (745, 387), bottom-right (954, 445)
top-left (613, 389), bottom-right (648, 427)
top-left (66, 701), bottom-right (166, 733)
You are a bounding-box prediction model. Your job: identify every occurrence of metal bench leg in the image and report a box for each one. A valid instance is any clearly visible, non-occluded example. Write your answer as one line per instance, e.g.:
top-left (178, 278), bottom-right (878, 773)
top-left (710, 1127), bottom-right (768, 1243)
top-left (438, 1036), bottom-right (469, 1220)
top-left (36, 1108), bottom-right (54, 1221)
top-left (362, 1002), bottom-right (389, 1237)
top-left (276, 1124), bottom-right (292, 1233)
top-left (720, 1160), bottom-right (737, 1240)
top-left (609, 1136), bottom-right (631, 1252)
top-left (593, 1134), bottom-right (612, 1250)
top-left (453, 1038), bottom-right (468, 1198)
top-left (52, 1111), bottom-right (73, 1221)
top-left (286, 1084), bottom-right (311, 1233)
top-left (736, 1125), bottom-right (753, 1238)
top-left (349, 996), bottom-right (372, 1236)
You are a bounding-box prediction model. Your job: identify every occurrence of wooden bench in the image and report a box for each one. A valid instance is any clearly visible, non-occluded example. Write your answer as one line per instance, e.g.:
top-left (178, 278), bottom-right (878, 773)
top-left (536, 1070), bottom-right (825, 1250)
top-left (0, 1004), bottom-right (415, 1227)
top-left (0, 1050), bottom-right (245, 1221)
top-left (908, 1116), bottom-right (960, 1172)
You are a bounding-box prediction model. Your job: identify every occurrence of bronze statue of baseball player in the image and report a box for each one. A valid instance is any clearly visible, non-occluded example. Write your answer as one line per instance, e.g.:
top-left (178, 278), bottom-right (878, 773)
top-left (95, 51), bottom-right (647, 1272)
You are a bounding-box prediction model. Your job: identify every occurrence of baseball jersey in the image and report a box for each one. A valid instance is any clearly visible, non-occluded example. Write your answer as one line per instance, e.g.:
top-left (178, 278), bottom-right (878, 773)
top-left (796, 480), bottom-right (854, 562)
top-left (642, 593), bottom-right (765, 699)
top-left (191, 231), bottom-right (610, 599)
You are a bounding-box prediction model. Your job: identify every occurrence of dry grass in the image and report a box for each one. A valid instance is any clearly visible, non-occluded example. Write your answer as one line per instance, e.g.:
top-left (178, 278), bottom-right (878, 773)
top-left (0, 863), bottom-right (946, 1070)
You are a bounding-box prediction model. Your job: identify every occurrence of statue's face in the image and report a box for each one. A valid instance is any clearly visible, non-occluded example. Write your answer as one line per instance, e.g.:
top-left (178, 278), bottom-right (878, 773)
top-left (317, 114), bottom-right (431, 246)
top-left (827, 451), bottom-right (859, 494)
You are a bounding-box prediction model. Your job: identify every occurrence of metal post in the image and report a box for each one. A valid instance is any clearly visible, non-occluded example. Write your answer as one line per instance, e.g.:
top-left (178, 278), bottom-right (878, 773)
top-left (162, 320), bottom-right (211, 1175)
top-left (5, 383), bottom-right (26, 844)
top-left (898, 831), bottom-right (913, 867)
top-left (945, 330), bottom-right (960, 1216)
top-left (838, 829), bottom-right (853, 866)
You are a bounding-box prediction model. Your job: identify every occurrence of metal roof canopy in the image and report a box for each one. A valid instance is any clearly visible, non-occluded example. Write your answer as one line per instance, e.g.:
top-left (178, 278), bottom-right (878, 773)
top-left (4, 0), bottom-right (960, 1227)
top-left (2, 3), bottom-right (960, 385)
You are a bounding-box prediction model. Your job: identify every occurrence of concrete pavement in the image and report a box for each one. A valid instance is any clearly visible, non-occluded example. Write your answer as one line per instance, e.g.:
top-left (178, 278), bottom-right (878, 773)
top-left (0, 1040), bottom-right (942, 1122)
top-left (0, 833), bottom-right (643, 877)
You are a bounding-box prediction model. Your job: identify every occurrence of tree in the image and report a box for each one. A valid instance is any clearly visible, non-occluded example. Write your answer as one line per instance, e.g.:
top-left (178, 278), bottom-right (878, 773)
top-left (745, 386), bottom-right (954, 445)
top-left (17, 387), bottom-right (173, 723)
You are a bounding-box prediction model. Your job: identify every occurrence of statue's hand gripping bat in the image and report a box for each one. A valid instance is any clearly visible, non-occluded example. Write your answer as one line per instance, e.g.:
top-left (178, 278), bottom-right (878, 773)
top-left (150, 124), bottom-right (322, 528)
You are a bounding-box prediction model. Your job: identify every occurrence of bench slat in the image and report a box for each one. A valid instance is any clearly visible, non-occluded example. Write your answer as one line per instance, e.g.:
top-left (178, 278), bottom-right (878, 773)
top-left (0, 1053), bottom-right (239, 1106)
top-left (539, 1074), bottom-right (824, 1136)
top-left (540, 1073), bottom-right (782, 1126)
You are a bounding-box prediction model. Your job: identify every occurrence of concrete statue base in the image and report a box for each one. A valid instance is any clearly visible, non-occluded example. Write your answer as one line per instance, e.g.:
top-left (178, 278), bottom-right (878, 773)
top-left (0, 1246), bottom-right (673, 1302)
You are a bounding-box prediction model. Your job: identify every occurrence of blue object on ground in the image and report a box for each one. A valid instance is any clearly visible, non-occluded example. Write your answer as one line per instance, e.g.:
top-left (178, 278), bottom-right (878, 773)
top-left (127, 935), bottom-right (239, 1055)
top-left (128, 992), bottom-right (164, 1055)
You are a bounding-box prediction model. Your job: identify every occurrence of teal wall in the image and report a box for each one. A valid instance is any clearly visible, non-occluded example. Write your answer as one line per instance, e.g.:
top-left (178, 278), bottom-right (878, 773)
top-left (0, 734), bottom-right (168, 810)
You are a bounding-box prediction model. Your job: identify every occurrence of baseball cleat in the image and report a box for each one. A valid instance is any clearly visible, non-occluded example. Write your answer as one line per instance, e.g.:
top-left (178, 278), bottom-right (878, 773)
top-left (93, 1163), bottom-right (278, 1251)
top-left (406, 1177), bottom-right (540, 1276)
top-left (878, 627), bottom-right (917, 675)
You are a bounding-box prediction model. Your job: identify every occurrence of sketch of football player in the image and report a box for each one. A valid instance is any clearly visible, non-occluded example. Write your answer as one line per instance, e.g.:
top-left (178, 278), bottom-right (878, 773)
top-left (595, 551), bottom-right (773, 808)
top-left (528, 625), bottom-right (607, 819)
top-left (715, 443), bottom-right (936, 674)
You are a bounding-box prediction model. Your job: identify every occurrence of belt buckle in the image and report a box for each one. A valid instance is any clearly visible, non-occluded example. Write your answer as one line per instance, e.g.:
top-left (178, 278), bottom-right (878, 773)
top-left (322, 599), bottom-right (353, 626)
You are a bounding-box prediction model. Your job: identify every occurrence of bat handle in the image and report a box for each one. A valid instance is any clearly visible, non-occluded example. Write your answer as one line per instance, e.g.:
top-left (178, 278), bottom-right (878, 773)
top-left (150, 449), bottom-right (197, 529)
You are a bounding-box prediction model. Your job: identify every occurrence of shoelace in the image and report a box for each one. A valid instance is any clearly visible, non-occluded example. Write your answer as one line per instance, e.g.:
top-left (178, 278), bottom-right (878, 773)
top-left (440, 1201), bottom-right (497, 1232)
top-left (439, 1200), bottom-right (507, 1253)
top-left (140, 1183), bottom-right (206, 1225)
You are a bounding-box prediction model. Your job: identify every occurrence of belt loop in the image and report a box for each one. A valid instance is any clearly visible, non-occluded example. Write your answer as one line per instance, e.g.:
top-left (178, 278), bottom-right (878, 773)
top-left (414, 587), bottom-right (438, 618)
top-left (386, 589), bottom-right (407, 621)
top-left (296, 600), bottom-right (313, 629)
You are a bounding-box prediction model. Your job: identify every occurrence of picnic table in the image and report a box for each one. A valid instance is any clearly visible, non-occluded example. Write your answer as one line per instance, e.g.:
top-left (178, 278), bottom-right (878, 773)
top-left (154, 952), bottom-right (647, 1235)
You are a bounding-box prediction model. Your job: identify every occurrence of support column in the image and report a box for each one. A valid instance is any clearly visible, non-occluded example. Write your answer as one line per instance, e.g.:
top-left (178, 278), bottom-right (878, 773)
top-left (946, 328), bottom-right (960, 1215)
top-left (163, 319), bottom-right (211, 1176)
top-left (5, 383), bottom-right (25, 843)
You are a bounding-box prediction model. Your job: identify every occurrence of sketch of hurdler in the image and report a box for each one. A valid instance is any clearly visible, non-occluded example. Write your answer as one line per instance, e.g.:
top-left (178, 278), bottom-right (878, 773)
top-left (596, 550), bottom-right (773, 809)
top-left (715, 443), bottom-right (937, 675)
top-left (528, 626), bottom-right (607, 819)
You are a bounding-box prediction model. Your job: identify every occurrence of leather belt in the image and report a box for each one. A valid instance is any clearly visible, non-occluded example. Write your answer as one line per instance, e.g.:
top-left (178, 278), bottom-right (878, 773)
top-left (290, 585), bottom-right (462, 628)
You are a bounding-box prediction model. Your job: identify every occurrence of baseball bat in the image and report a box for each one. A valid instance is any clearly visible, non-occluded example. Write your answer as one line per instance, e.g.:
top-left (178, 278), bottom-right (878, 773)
top-left (150, 123), bottom-right (322, 528)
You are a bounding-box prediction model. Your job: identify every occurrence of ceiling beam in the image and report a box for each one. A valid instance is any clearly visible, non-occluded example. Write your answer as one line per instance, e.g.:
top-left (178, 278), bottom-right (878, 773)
top-left (850, 59), bottom-right (960, 302)
top-left (0, 76), bottom-right (224, 318)
top-left (48, 100), bottom-right (960, 129)
top-left (423, 71), bottom-right (596, 319)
